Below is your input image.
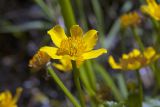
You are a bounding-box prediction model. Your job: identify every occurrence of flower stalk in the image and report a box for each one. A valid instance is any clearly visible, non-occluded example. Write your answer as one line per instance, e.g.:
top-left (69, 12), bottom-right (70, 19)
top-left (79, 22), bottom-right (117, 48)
top-left (58, 0), bottom-right (76, 31)
top-left (46, 62), bottom-right (80, 107)
top-left (131, 27), bottom-right (144, 51)
top-left (72, 61), bottom-right (86, 107)
top-left (136, 70), bottom-right (143, 107)
top-left (151, 19), bottom-right (160, 50)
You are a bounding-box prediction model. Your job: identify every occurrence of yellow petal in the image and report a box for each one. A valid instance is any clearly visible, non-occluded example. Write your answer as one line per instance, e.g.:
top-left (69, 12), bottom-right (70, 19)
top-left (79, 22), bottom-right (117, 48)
top-left (147, 0), bottom-right (157, 7)
top-left (129, 49), bottom-right (140, 57)
top-left (40, 46), bottom-right (62, 59)
top-left (47, 25), bottom-right (67, 47)
top-left (53, 57), bottom-right (72, 72)
top-left (83, 30), bottom-right (98, 51)
top-left (143, 47), bottom-right (155, 59)
top-left (60, 57), bottom-right (72, 67)
top-left (122, 54), bottom-right (129, 59)
top-left (108, 56), bottom-right (122, 69)
top-left (127, 62), bottom-right (141, 70)
top-left (70, 25), bottom-right (83, 38)
top-left (53, 63), bottom-right (67, 72)
top-left (82, 48), bottom-right (107, 59)
top-left (13, 87), bottom-right (23, 103)
top-left (4, 91), bottom-right (12, 100)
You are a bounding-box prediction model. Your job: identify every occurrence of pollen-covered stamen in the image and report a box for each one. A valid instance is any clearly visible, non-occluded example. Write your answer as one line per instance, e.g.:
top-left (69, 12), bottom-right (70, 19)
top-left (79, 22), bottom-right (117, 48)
top-left (57, 37), bottom-right (86, 57)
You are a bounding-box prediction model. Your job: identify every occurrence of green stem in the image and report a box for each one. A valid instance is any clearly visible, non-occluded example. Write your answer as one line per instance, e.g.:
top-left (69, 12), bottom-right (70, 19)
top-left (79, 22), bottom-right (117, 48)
top-left (72, 61), bottom-right (86, 107)
top-left (58, 0), bottom-right (76, 32)
top-left (84, 60), bottom-right (97, 91)
top-left (47, 63), bottom-right (80, 107)
top-left (151, 19), bottom-right (160, 51)
top-left (120, 29), bottom-right (127, 52)
top-left (131, 27), bottom-right (144, 51)
top-left (136, 70), bottom-right (143, 107)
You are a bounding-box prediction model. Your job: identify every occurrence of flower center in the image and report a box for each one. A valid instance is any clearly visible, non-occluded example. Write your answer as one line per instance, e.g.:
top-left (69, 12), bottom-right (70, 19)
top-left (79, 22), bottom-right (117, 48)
top-left (121, 55), bottom-right (148, 68)
top-left (57, 37), bottom-right (86, 57)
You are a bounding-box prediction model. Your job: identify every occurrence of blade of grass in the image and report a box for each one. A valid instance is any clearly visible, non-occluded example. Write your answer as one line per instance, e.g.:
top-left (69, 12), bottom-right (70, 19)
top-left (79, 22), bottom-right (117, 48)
top-left (58, 0), bottom-right (76, 32)
top-left (104, 19), bottom-right (120, 49)
top-left (35, 0), bottom-right (54, 20)
top-left (84, 60), bottom-right (97, 91)
top-left (79, 66), bottom-right (98, 107)
top-left (116, 73), bottom-right (128, 99)
top-left (91, 0), bottom-right (105, 46)
top-left (79, 66), bottom-right (96, 96)
top-left (0, 21), bottom-right (51, 33)
top-left (104, 1), bottom-right (133, 49)
top-left (93, 61), bottom-right (123, 102)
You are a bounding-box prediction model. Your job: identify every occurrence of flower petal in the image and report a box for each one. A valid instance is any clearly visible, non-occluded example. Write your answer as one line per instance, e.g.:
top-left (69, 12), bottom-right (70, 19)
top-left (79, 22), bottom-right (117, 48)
top-left (40, 46), bottom-right (62, 59)
top-left (53, 63), bottom-right (67, 72)
top-left (83, 30), bottom-right (98, 51)
top-left (53, 57), bottom-right (72, 72)
top-left (70, 25), bottom-right (83, 38)
top-left (147, 0), bottom-right (157, 7)
top-left (47, 25), bottom-right (67, 47)
top-left (60, 56), bottom-right (72, 66)
top-left (122, 54), bottom-right (129, 59)
top-left (13, 88), bottom-right (23, 103)
top-left (143, 47), bottom-right (155, 59)
top-left (82, 48), bottom-right (107, 59)
top-left (108, 56), bottom-right (122, 69)
top-left (129, 49), bottom-right (140, 57)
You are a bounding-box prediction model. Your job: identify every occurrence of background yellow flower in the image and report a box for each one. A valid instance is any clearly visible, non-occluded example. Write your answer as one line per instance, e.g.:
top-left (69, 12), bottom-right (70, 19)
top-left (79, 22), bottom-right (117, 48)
top-left (120, 12), bottom-right (141, 28)
top-left (141, 0), bottom-right (160, 20)
top-left (109, 47), bottom-right (160, 70)
top-left (0, 88), bottom-right (22, 107)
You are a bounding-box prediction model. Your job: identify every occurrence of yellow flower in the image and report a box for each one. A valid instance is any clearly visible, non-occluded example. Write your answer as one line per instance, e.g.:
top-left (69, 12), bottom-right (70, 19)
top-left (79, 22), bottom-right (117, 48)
top-left (53, 57), bottom-right (72, 72)
top-left (108, 47), bottom-right (160, 70)
top-left (0, 88), bottom-right (22, 107)
top-left (120, 12), bottom-right (141, 28)
top-left (29, 51), bottom-right (50, 70)
top-left (40, 25), bottom-right (107, 67)
top-left (141, 0), bottom-right (160, 20)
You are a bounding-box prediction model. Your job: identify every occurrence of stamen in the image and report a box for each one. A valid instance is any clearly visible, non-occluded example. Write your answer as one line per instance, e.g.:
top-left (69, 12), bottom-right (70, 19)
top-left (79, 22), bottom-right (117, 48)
top-left (57, 37), bottom-right (86, 57)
